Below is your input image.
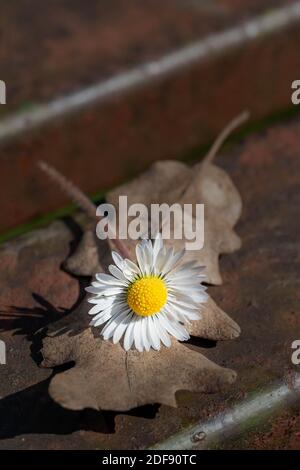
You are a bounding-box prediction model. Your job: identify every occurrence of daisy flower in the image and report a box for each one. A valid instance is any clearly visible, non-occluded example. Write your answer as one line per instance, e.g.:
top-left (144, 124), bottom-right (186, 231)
top-left (86, 236), bottom-right (207, 351)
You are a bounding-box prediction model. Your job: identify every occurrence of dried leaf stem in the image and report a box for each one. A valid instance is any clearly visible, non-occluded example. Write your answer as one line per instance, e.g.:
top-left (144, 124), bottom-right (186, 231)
top-left (204, 110), bottom-right (250, 164)
top-left (38, 160), bottom-right (132, 260)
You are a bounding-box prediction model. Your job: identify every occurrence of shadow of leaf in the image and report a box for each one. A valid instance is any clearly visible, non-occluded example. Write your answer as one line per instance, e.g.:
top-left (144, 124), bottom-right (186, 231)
top-left (0, 370), bottom-right (160, 440)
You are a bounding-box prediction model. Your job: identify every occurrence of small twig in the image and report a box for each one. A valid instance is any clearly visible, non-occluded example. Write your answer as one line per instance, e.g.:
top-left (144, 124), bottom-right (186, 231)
top-left (204, 110), bottom-right (250, 164)
top-left (38, 161), bottom-right (97, 219)
top-left (38, 160), bottom-right (132, 260)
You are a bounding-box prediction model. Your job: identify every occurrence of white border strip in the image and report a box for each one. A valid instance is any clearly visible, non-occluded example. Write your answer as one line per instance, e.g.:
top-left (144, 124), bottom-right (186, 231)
top-left (1, 2), bottom-right (300, 142)
top-left (152, 373), bottom-right (300, 450)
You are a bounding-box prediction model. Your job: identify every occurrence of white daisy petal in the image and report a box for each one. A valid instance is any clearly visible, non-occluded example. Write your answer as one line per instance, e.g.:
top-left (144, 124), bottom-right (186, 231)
top-left (168, 300), bottom-right (201, 320)
top-left (166, 269), bottom-right (205, 283)
top-left (88, 303), bottom-right (108, 316)
top-left (142, 240), bottom-right (153, 275)
top-left (141, 319), bottom-right (151, 351)
top-left (167, 278), bottom-right (203, 288)
top-left (164, 303), bottom-right (187, 323)
top-left (186, 311), bottom-right (202, 321)
top-left (161, 249), bottom-right (185, 276)
top-left (153, 315), bottom-right (171, 348)
top-left (111, 251), bottom-right (125, 270)
top-left (152, 233), bottom-right (163, 263)
top-left (124, 259), bottom-right (140, 273)
top-left (87, 297), bottom-right (101, 304)
top-left (167, 296), bottom-right (199, 311)
top-left (147, 317), bottom-right (161, 350)
top-left (95, 273), bottom-right (120, 284)
top-left (135, 244), bottom-right (146, 275)
top-left (169, 287), bottom-right (207, 304)
top-left (91, 302), bottom-right (125, 327)
top-left (123, 319), bottom-right (136, 351)
top-left (155, 247), bottom-right (172, 273)
top-left (91, 308), bottom-right (115, 327)
top-left (86, 286), bottom-right (125, 296)
top-left (88, 296), bottom-right (111, 305)
top-left (134, 318), bottom-right (144, 352)
top-left (102, 308), bottom-right (130, 340)
top-left (136, 240), bottom-right (153, 276)
top-left (85, 286), bottom-right (102, 295)
top-left (112, 311), bottom-right (133, 344)
top-left (108, 264), bottom-right (129, 283)
top-left (87, 296), bottom-right (115, 312)
top-left (160, 312), bottom-right (190, 341)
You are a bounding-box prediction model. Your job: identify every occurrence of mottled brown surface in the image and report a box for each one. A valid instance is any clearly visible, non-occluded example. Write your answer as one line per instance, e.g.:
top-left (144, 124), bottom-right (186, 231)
top-left (225, 410), bottom-right (300, 450)
top-left (0, 116), bottom-right (300, 449)
top-left (1, 1), bottom-right (300, 231)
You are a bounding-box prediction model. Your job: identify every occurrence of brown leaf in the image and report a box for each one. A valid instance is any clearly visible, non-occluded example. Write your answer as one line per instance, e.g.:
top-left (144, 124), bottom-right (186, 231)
top-left (107, 158), bottom-right (242, 285)
top-left (39, 112), bottom-right (247, 411)
top-left (66, 156), bottom-right (242, 285)
top-left (41, 299), bottom-right (237, 411)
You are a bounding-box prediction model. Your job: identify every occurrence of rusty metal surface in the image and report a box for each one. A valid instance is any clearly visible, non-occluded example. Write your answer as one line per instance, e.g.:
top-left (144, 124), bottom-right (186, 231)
top-left (0, 116), bottom-right (300, 449)
top-left (1, 2), bottom-right (300, 231)
top-left (153, 375), bottom-right (300, 449)
top-left (226, 409), bottom-right (300, 450)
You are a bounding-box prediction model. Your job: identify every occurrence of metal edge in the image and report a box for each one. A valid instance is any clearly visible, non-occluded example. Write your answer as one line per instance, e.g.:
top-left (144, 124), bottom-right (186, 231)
top-left (151, 373), bottom-right (300, 450)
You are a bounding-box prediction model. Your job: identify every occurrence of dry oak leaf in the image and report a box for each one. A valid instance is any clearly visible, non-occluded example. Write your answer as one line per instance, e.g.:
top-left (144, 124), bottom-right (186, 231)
top-left (39, 112), bottom-right (247, 411)
top-left (42, 295), bottom-right (238, 411)
top-left (66, 112), bottom-right (247, 285)
top-left (41, 235), bottom-right (240, 411)
top-left (106, 120), bottom-right (244, 286)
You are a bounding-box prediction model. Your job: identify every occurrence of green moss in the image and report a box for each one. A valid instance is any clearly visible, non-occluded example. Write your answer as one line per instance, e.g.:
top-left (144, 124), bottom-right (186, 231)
top-left (0, 190), bottom-right (105, 244)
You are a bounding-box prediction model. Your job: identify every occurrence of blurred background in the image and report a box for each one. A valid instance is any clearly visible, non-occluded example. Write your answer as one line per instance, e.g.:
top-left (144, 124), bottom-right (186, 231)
top-left (1, 0), bottom-right (300, 239)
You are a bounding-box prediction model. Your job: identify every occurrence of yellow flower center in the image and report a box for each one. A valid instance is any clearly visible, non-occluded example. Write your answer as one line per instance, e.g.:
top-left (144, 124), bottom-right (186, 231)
top-left (127, 276), bottom-right (168, 317)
